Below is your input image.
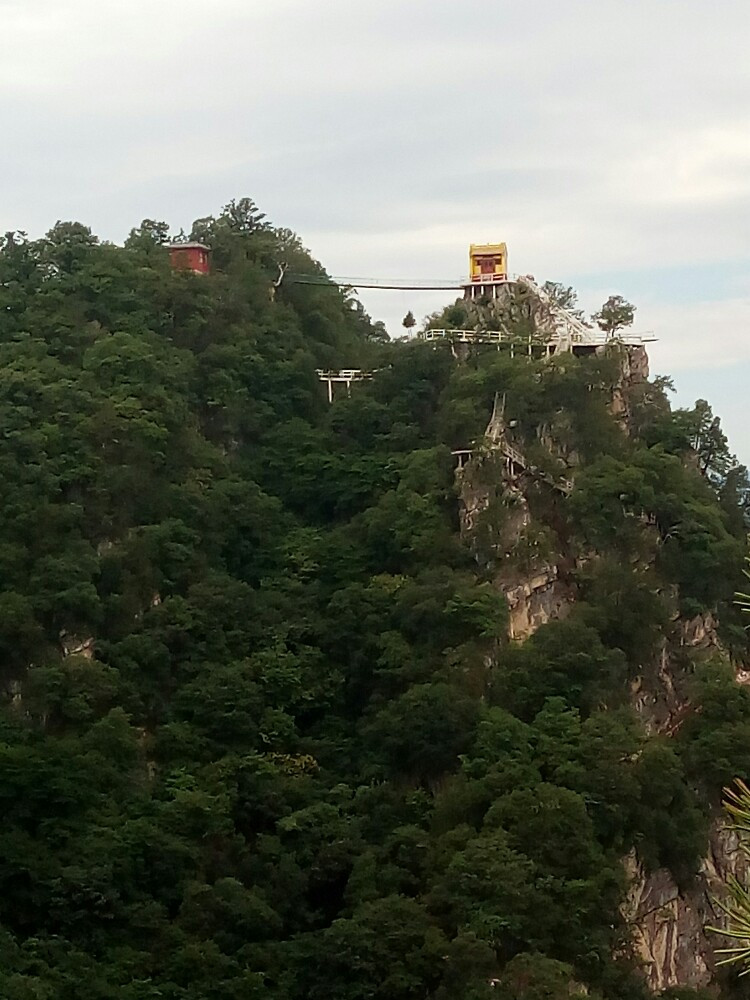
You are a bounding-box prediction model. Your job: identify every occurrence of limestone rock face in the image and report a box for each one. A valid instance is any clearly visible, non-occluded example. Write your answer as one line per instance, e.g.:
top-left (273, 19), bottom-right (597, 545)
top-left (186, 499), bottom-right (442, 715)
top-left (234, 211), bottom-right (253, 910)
top-left (623, 609), bottom-right (746, 991)
top-left (504, 565), bottom-right (571, 642)
top-left (59, 632), bottom-right (96, 659)
top-left (631, 611), bottom-right (720, 736)
top-left (623, 852), bottom-right (711, 992)
top-left (455, 350), bottom-right (744, 994)
top-left (610, 346), bottom-right (650, 430)
top-left (626, 345), bottom-right (650, 382)
top-left (623, 825), bottom-right (749, 992)
top-left (456, 386), bottom-right (577, 641)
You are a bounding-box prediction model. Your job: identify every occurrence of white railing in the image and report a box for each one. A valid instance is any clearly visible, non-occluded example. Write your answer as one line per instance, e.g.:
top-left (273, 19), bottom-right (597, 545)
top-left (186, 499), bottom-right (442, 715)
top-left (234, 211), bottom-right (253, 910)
top-left (316, 369), bottom-right (374, 380)
top-left (422, 328), bottom-right (511, 342)
top-left (316, 369), bottom-right (374, 403)
top-left (419, 326), bottom-right (655, 349)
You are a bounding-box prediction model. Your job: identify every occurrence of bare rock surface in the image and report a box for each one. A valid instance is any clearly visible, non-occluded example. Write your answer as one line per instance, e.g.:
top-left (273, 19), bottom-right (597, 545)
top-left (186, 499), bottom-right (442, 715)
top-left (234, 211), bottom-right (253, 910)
top-left (623, 825), bottom-right (749, 991)
top-left (455, 347), bottom-right (744, 994)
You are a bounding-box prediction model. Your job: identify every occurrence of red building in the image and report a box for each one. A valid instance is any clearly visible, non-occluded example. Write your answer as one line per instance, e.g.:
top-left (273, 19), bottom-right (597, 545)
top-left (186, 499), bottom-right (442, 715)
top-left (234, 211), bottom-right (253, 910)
top-left (166, 242), bottom-right (211, 274)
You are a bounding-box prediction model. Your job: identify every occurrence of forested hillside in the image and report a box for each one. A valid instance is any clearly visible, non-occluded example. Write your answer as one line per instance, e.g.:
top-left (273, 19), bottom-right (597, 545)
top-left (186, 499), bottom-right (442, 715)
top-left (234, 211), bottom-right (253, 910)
top-left (0, 201), bottom-right (749, 1000)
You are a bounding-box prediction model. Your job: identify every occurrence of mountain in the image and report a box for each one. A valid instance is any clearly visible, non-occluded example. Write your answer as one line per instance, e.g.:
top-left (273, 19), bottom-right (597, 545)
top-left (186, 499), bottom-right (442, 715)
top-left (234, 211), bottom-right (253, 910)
top-left (0, 201), bottom-right (747, 1000)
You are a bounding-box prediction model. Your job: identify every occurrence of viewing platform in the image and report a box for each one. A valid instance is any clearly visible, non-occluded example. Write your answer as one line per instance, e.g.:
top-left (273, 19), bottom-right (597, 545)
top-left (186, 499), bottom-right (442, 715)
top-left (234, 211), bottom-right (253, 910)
top-left (419, 327), bottom-right (655, 355)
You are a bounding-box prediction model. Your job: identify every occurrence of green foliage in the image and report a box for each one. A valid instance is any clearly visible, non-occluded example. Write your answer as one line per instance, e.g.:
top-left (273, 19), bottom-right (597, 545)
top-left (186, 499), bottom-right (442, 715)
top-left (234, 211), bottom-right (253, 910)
top-left (0, 204), bottom-right (744, 998)
top-left (402, 310), bottom-right (416, 333)
top-left (490, 617), bottom-right (629, 720)
top-left (631, 741), bottom-right (707, 882)
top-left (542, 281), bottom-right (585, 320)
top-left (570, 445), bottom-right (744, 611)
top-left (707, 780), bottom-right (750, 975)
top-left (679, 661), bottom-right (750, 793)
top-left (592, 295), bottom-right (636, 338)
top-left (576, 560), bottom-right (669, 666)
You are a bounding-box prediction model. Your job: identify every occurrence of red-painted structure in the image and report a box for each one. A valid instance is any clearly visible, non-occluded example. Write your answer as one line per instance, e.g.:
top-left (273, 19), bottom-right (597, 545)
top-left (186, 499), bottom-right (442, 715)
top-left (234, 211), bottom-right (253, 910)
top-left (166, 242), bottom-right (211, 274)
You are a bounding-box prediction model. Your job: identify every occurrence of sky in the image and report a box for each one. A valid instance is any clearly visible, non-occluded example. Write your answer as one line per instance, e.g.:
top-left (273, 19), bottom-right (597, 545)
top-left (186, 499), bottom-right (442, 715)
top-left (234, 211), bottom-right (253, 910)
top-left (1, 0), bottom-right (749, 456)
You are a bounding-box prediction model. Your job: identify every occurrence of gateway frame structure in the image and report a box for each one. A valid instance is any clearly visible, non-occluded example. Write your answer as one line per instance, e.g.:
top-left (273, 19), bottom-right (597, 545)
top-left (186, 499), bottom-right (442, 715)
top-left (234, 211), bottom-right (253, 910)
top-left (315, 369), bottom-right (374, 403)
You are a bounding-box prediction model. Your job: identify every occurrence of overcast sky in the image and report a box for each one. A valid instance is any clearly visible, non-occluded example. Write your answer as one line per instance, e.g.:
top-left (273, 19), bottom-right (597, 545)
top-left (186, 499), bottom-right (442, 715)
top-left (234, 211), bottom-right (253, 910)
top-left (2, 0), bottom-right (749, 456)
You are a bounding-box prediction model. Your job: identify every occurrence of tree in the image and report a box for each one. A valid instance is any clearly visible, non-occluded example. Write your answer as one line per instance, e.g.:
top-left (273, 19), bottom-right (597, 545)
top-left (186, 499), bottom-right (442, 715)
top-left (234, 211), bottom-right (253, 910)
top-left (592, 294), bottom-right (636, 339)
top-left (189, 215), bottom-right (217, 244)
top-left (295, 895), bottom-right (445, 1000)
top-left (704, 571), bottom-right (750, 968)
top-left (494, 952), bottom-right (597, 1000)
top-left (542, 281), bottom-right (585, 320)
top-left (368, 319), bottom-right (390, 343)
top-left (1, 229), bottom-right (28, 253)
top-left (364, 682), bottom-right (479, 781)
top-left (219, 197), bottom-right (268, 234)
top-left (41, 221), bottom-right (98, 275)
top-left (125, 219), bottom-right (170, 250)
top-left (402, 310), bottom-right (416, 336)
top-left (719, 465), bottom-right (750, 535)
top-left (675, 399), bottom-right (736, 485)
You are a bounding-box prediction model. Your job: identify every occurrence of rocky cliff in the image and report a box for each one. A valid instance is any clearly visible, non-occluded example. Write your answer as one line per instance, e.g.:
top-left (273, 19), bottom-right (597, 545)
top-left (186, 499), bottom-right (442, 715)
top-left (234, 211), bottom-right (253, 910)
top-left (624, 608), bottom-right (746, 991)
top-left (623, 823), bottom-right (749, 992)
top-left (456, 344), bottom-right (745, 993)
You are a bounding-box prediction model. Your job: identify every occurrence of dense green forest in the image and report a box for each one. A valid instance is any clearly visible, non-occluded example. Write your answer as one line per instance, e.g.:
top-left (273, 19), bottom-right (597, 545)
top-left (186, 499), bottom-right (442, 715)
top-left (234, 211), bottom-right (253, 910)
top-left (0, 199), bottom-right (749, 999)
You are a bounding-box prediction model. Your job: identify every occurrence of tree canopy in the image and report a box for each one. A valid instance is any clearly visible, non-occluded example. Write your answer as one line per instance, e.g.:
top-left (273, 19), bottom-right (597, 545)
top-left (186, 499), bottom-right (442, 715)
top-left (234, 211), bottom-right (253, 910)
top-left (592, 295), bottom-right (636, 339)
top-left (0, 200), bottom-right (745, 999)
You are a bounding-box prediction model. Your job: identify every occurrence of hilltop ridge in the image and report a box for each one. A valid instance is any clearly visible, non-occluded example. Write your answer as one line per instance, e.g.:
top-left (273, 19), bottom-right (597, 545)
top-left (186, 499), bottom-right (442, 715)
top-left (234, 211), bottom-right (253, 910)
top-left (0, 202), bottom-right (747, 999)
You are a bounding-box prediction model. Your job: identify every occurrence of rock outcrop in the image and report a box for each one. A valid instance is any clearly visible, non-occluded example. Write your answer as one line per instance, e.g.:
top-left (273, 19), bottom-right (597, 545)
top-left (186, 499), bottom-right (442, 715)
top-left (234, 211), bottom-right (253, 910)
top-left (610, 345), bottom-right (649, 429)
top-left (624, 824), bottom-right (749, 992)
top-left (455, 346), bottom-right (746, 993)
top-left (631, 611), bottom-right (720, 736)
top-left (623, 609), bottom-right (748, 991)
top-left (457, 399), bottom-right (573, 641)
top-left (503, 564), bottom-right (571, 641)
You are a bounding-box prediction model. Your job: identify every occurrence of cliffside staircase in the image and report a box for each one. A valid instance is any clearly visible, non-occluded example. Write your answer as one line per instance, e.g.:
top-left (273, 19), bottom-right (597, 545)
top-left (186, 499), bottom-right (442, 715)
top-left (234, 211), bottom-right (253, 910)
top-left (454, 394), bottom-right (573, 495)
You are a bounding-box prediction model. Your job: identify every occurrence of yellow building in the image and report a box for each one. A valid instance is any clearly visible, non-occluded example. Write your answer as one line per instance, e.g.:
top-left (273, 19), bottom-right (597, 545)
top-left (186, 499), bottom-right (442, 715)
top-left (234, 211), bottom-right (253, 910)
top-left (468, 242), bottom-right (507, 284)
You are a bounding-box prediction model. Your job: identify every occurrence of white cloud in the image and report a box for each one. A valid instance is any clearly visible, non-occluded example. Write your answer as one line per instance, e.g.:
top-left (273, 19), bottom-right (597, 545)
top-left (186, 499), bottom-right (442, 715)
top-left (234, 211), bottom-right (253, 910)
top-left (644, 297), bottom-right (750, 372)
top-left (610, 127), bottom-right (750, 208)
top-left (0, 0), bottom-right (748, 413)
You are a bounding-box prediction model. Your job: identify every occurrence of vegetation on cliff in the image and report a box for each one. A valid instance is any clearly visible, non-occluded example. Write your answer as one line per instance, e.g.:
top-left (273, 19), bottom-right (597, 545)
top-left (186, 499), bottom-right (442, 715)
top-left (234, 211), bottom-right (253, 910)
top-left (0, 201), bottom-right (747, 999)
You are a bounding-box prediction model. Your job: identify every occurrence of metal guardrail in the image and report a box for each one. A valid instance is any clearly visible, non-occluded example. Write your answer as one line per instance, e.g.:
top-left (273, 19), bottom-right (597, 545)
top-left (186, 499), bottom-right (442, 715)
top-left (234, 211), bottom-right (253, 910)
top-left (419, 327), bottom-right (655, 347)
top-left (421, 328), bottom-right (522, 343)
